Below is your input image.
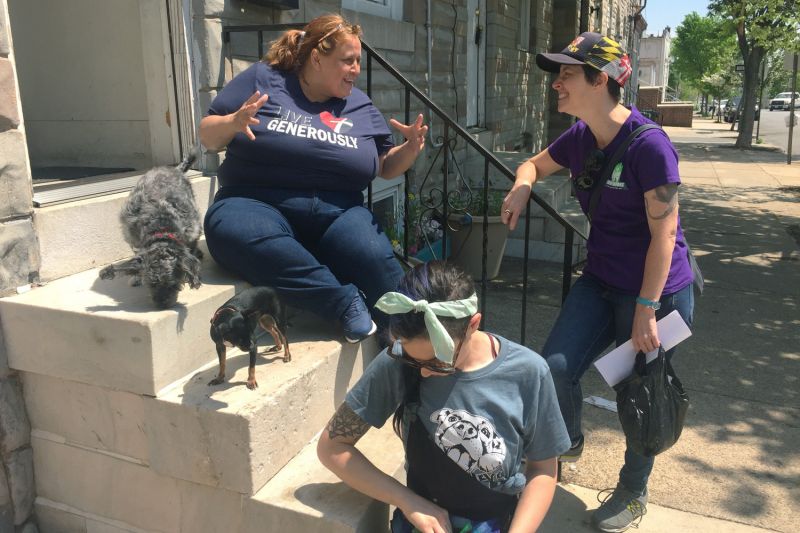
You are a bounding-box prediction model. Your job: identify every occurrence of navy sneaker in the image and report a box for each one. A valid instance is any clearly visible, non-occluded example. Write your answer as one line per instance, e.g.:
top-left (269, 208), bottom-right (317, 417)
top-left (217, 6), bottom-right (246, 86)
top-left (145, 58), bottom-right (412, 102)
top-left (592, 485), bottom-right (648, 532)
top-left (341, 294), bottom-right (377, 343)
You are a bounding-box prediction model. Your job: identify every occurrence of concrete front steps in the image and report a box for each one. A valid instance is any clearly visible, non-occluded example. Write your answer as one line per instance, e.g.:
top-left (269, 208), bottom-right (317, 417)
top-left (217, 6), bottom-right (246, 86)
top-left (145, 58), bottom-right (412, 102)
top-left (33, 171), bottom-right (215, 283)
top-left (32, 416), bottom-right (403, 533)
top-left (492, 151), bottom-right (588, 265)
top-left (0, 249), bottom-right (398, 531)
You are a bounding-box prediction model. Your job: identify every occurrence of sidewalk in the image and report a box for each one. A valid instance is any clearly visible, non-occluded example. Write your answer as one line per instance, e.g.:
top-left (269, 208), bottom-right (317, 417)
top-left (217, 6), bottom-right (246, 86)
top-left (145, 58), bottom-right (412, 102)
top-left (485, 116), bottom-right (800, 532)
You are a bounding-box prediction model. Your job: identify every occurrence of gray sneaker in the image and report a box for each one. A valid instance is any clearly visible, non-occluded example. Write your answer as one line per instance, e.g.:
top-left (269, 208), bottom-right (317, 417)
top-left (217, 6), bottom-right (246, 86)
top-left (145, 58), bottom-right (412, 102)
top-left (591, 485), bottom-right (647, 533)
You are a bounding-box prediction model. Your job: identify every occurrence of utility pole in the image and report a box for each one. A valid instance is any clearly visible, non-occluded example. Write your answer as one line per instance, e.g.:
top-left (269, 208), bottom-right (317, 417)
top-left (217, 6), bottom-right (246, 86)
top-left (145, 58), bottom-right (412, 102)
top-left (756, 59), bottom-right (766, 141)
top-left (789, 53), bottom-right (798, 165)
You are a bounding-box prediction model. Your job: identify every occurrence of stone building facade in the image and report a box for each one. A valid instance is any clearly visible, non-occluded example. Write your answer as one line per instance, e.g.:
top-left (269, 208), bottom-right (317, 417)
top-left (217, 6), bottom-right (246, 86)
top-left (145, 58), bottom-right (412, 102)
top-left (0, 0), bottom-right (39, 531)
top-left (639, 27), bottom-right (671, 89)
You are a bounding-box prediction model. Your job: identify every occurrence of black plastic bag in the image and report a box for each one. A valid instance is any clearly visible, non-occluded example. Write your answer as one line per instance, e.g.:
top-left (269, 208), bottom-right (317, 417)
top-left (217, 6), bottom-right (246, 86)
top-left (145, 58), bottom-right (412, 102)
top-left (614, 346), bottom-right (690, 457)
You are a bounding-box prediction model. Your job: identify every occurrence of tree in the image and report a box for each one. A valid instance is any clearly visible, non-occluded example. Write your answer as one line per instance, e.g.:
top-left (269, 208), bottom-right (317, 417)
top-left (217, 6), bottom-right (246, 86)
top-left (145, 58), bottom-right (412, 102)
top-left (765, 51), bottom-right (800, 100)
top-left (671, 13), bottom-right (737, 111)
top-left (702, 71), bottom-right (737, 120)
top-left (709, 0), bottom-right (800, 148)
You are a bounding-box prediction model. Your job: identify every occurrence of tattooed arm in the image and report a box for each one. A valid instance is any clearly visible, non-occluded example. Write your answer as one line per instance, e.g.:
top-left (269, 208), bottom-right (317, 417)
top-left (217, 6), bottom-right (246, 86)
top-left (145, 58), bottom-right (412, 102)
top-left (317, 402), bottom-right (452, 533)
top-left (632, 183), bottom-right (680, 354)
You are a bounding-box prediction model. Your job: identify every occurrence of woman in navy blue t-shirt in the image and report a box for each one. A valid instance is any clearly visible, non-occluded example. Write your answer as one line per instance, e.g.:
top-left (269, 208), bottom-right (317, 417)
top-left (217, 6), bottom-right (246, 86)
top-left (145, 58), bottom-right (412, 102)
top-left (200, 14), bottom-right (428, 343)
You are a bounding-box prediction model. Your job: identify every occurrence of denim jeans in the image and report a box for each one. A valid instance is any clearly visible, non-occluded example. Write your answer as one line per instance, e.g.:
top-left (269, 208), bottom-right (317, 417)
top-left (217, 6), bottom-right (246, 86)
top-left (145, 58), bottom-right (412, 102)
top-left (542, 273), bottom-right (694, 494)
top-left (203, 186), bottom-right (403, 326)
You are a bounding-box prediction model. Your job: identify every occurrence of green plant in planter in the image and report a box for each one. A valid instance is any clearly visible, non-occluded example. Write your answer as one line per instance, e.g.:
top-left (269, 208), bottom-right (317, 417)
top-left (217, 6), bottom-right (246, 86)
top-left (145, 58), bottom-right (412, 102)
top-left (383, 192), bottom-right (445, 257)
top-left (448, 188), bottom-right (510, 280)
top-left (449, 188), bottom-right (506, 217)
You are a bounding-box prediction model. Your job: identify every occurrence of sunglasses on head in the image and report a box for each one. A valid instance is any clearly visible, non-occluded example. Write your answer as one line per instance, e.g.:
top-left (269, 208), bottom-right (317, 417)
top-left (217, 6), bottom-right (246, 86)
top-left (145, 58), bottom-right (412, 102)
top-left (389, 338), bottom-right (464, 374)
top-left (574, 149), bottom-right (606, 191)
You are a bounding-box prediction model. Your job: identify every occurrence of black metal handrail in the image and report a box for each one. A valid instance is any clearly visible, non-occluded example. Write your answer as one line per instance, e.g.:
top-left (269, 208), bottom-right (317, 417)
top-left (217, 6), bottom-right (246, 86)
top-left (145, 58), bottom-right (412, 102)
top-left (221, 24), bottom-right (588, 344)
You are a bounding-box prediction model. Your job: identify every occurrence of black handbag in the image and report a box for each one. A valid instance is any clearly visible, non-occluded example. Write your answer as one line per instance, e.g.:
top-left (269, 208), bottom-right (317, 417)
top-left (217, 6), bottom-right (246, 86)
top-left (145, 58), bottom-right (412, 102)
top-left (614, 346), bottom-right (690, 457)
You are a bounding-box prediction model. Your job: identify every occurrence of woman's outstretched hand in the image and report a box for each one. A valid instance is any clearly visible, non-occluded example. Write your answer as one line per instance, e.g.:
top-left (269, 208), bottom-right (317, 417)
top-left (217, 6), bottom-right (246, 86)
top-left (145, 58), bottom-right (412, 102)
top-left (389, 114), bottom-right (428, 155)
top-left (232, 91), bottom-right (269, 141)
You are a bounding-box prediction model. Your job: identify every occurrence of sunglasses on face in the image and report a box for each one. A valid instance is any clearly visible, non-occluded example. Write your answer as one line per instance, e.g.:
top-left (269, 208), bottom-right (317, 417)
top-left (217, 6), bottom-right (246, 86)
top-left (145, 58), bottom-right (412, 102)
top-left (574, 149), bottom-right (606, 191)
top-left (389, 338), bottom-right (463, 374)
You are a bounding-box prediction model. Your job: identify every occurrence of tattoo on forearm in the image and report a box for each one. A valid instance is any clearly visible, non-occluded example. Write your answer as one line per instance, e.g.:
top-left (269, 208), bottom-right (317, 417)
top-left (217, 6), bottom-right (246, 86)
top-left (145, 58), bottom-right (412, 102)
top-left (645, 184), bottom-right (678, 220)
top-left (327, 402), bottom-right (370, 441)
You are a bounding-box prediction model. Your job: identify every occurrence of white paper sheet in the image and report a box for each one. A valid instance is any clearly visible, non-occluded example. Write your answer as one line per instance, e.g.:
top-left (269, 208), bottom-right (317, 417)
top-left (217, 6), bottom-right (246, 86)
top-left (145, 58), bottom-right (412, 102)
top-left (593, 310), bottom-right (692, 387)
top-left (583, 395), bottom-right (618, 413)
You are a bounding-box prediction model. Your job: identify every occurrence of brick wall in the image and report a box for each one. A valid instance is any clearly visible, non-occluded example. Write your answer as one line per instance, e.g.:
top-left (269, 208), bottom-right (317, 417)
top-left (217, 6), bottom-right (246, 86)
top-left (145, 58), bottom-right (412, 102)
top-left (656, 103), bottom-right (693, 127)
top-left (637, 86), bottom-right (662, 112)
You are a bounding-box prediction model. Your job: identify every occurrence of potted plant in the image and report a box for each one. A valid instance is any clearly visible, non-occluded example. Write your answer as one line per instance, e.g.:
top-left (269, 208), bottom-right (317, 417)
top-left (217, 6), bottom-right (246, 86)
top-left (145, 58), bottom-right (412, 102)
top-left (447, 189), bottom-right (509, 280)
top-left (384, 193), bottom-right (448, 262)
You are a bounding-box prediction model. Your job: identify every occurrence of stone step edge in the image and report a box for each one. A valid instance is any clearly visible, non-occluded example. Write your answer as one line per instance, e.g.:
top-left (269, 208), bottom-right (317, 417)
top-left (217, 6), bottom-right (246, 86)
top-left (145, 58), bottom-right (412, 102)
top-left (247, 421), bottom-right (405, 532)
top-left (36, 497), bottom-right (152, 533)
top-left (151, 323), bottom-right (312, 398)
top-left (31, 428), bottom-right (148, 467)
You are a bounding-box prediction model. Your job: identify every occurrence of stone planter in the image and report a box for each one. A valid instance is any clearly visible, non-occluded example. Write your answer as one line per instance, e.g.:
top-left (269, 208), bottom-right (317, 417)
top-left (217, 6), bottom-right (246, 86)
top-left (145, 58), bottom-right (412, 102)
top-left (448, 215), bottom-right (509, 280)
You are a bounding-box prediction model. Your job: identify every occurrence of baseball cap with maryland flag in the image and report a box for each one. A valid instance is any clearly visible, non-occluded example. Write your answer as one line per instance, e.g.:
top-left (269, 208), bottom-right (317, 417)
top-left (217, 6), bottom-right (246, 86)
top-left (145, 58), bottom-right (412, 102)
top-left (536, 32), bottom-right (632, 87)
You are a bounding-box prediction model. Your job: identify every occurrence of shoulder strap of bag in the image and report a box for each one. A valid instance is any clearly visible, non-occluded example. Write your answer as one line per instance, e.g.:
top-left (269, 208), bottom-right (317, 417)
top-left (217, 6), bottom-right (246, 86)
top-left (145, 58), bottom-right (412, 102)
top-left (587, 123), bottom-right (662, 222)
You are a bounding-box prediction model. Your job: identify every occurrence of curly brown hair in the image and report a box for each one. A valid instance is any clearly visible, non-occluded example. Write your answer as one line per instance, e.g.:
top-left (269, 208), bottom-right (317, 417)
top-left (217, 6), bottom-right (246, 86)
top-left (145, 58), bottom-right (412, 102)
top-left (265, 14), bottom-right (362, 72)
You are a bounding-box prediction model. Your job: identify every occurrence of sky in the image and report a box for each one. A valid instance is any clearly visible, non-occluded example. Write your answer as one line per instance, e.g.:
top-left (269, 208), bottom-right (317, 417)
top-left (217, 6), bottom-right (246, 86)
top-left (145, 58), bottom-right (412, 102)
top-left (641, 0), bottom-right (708, 38)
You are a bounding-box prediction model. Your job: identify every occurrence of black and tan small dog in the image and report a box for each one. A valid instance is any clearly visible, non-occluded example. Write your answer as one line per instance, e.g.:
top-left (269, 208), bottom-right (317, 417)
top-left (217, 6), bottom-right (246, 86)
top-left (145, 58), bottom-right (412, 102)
top-left (209, 286), bottom-right (291, 390)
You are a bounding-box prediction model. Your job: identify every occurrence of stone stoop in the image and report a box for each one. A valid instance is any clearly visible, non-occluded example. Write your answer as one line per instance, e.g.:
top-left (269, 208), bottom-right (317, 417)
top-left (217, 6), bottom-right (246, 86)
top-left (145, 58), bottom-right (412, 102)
top-left (0, 241), bottom-right (244, 397)
top-left (460, 151), bottom-right (589, 264)
top-left (242, 423), bottom-right (405, 533)
top-left (33, 172), bottom-right (216, 283)
top-left (144, 332), bottom-right (377, 495)
top-left (32, 420), bottom-right (404, 533)
top-left (1, 239), bottom-right (395, 531)
top-left (17, 310), bottom-right (385, 531)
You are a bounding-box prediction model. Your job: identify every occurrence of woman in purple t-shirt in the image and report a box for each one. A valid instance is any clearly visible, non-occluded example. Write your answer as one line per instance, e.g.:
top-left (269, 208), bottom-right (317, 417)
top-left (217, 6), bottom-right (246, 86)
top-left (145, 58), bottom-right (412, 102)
top-left (199, 14), bottom-right (428, 344)
top-left (502, 33), bottom-right (695, 533)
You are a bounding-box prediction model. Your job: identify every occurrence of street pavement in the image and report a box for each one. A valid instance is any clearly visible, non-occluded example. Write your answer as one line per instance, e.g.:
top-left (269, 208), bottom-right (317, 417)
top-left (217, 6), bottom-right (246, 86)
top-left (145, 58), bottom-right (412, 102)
top-left (482, 116), bottom-right (800, 532)
top-left (753, 109), bottom-right (799, 157)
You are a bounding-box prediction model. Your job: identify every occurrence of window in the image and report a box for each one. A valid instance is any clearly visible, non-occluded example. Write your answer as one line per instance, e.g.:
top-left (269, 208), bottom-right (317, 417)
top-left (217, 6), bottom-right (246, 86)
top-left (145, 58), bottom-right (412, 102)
top-left (519, 0), bottom-right (531, 51)
top-left (342, 0), bottom-right (402, 20)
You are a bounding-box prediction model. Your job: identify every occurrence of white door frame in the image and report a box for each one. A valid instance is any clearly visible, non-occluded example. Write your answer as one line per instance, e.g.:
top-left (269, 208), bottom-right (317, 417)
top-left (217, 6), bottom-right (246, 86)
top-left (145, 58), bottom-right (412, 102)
top-left (466, 0), bottom-right (486, 127)
top-left (138, 0), bottom-right (196, 165)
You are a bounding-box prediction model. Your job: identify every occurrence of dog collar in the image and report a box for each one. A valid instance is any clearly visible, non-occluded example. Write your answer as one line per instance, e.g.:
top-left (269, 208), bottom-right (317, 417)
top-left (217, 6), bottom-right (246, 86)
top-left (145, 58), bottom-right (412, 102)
top-left (149, 230), bottom-right (183, 245)
top-left (211, 305), bottom-right (239, 324)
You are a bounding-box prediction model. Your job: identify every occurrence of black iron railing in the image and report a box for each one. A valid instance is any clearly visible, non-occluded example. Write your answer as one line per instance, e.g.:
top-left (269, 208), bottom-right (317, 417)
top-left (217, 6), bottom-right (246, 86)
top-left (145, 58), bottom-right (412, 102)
top-left (221, 24), bottom-right (588, 345)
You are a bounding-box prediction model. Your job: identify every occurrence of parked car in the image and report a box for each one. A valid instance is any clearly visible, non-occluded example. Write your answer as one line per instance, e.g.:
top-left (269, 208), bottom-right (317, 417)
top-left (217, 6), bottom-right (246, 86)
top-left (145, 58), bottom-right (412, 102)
top-left (768, 92), bottom-right (800, 111)
top-left (713, 99), bottom-right (728, 118)
top-left (724, 96), bottom-right (760, 123)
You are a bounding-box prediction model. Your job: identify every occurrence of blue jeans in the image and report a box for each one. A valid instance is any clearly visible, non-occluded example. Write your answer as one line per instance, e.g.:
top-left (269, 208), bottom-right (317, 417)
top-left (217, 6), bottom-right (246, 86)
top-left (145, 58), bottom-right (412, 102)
top-left (542, 274), bottom-right (694, 494)
top-left (203, 186), bottom-right (403, 326)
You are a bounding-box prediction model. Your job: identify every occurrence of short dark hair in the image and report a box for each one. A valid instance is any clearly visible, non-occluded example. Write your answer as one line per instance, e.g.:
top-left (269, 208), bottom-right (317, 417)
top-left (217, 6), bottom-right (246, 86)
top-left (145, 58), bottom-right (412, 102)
top-left (583, 65), bottom-right (621, 103)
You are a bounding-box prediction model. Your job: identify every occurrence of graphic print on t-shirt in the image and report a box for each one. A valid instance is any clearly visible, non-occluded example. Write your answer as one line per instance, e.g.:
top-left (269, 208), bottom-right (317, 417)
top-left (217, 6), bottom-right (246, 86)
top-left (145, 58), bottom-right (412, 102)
top-left (264, 108), bottom-right (359, 149)
top-left (430, 408), bottom-right (507, 487)
top-left (320, 111), bottom-right (354, 133)
top-left (605, 162), bottom-right (628, 190)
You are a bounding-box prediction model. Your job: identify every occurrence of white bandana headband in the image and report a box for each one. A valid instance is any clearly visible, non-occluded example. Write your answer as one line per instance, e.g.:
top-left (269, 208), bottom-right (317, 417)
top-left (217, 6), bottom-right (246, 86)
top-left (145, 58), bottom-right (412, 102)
top-left (375, 291), bottom-right (478, 364)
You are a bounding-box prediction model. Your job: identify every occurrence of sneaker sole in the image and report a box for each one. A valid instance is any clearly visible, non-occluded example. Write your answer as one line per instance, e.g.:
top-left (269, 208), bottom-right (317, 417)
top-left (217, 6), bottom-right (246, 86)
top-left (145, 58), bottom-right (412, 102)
top-left (344, 321), bottom-right (377, 343)
top-left (593, 523), bottom-right (635, 533)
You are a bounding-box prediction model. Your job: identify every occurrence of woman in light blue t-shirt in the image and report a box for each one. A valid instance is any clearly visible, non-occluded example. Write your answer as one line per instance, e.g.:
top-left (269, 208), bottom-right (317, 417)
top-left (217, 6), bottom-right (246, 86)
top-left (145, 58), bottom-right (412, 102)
top-left (317, 261), bottom-right (570, 533)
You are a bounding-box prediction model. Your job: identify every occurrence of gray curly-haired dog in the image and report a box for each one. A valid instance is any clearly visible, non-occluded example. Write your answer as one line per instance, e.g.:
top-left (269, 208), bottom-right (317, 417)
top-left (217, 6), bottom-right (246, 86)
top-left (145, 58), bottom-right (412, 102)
top-left (99, 152), bottom-right (203, 308)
